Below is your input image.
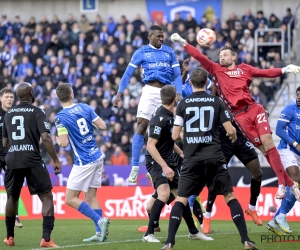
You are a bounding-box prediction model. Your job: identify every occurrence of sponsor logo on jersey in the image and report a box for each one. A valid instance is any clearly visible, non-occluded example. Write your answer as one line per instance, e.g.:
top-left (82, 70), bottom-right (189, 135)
top-left (68, 106), bottom-right (82, 114)
top-left (185, 97), bottom-right (215, 103)
top-left (159, 116), bottom-right (163, 121)
top-left (164, 52), bottom-right (170, 57)
top-left (8, 108), bottom-right (34, 113)
top-left (225, 68), bottom-right (244, 77)
top-left (148, 62), bottom-right (170, 68)
top-left (44, 122), bottom-right (50, 129)
top-left (145, 52), bottom-right (153, 58)
top-left (154, 126), bottom-right (161, 135)
top-left (82, 135), bottom-right (92, 144)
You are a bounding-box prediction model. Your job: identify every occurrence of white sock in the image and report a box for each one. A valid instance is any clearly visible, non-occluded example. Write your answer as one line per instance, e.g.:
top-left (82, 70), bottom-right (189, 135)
top-left (248, 204), bottom-right (256, 211)
top-left (204, 212), bottom-right (211, 218)
top-left (279, 212), bottom-right (286, 217)
top-left (132, 166), bottom-right (139, 170)
top-left (96, 232), bottom-right (101, 236)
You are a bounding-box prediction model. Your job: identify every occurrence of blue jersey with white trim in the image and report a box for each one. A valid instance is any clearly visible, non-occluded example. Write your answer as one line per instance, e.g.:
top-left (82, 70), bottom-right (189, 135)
top-left (182, 76), bottom-right (212, 98)
top-left (55, 103), bottom-right (101, 165)
top-left (130, 44), bottom-right (179, 85)
top-left (277, 104), bottom-right (300, 156)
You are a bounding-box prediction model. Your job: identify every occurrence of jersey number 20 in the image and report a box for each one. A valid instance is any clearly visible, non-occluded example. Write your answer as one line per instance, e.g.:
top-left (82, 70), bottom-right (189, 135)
top-left (77, 118), bottom-right (89, 136)
top-left (186, 106), bottom-right (214, 132)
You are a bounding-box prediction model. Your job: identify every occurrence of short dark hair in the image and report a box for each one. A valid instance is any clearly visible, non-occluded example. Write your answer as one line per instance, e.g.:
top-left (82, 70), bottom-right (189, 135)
top-left (149, 25), bottom-right (162, 34)
top-left (160, 85), bottom-right (176, 105)
top-left (296, 86), bottom-right (300, 93)
top-left (0, 87), bottom-right (14, 97)
top-left (220, 45), bottom-right (236, 56)
top-left (189, 68), bottom-right (208, 89)
top-left (56, 83), bottom-right (72, 103)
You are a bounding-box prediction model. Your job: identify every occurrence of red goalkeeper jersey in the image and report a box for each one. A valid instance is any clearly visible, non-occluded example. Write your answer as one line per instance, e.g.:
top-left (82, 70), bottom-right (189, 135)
top-left (185, 44), bottom-right (282, 112)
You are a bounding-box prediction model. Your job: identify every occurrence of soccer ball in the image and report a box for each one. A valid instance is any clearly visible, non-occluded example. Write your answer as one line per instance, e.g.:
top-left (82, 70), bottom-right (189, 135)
top-left (196, 28), bottom-right (216, 47)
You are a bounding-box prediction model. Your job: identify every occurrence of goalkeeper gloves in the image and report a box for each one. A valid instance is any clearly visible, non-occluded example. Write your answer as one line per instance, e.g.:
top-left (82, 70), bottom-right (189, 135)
top-left (282, 64), bottom-right (300, 74)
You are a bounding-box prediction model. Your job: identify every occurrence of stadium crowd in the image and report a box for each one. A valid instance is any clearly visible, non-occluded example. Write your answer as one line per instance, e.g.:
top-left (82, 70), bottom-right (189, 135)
top-left (0, 7), bottom-right (294, 166)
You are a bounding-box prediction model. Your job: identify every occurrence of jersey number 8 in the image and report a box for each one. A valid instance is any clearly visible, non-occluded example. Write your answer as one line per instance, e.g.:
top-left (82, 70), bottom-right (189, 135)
top-left (77, 118), bottom-right (89, 136)
top-left (186, 106), bottom-right (214, 132)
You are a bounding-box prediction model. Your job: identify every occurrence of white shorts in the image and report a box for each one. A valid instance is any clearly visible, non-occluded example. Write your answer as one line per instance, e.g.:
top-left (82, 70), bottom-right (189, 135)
top-left (137, 84), bottom-right (162, 121)
top-left (278, 148), bottom-right (300, 170)
top-left (67, 158), bottom-right (103, 192)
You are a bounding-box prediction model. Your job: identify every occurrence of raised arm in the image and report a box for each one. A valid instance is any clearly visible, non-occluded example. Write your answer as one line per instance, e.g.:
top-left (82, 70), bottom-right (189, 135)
top-left (170, 33), bottom-right (218, 75)
top-left (113, 50), bottom-right (142, 107)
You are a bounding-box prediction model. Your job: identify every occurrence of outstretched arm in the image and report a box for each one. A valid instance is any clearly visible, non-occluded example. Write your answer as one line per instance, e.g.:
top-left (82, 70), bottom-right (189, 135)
top-left (171, 33), bottom-right (218, 75)
top-left (250, 64), bottom-right (300, 78)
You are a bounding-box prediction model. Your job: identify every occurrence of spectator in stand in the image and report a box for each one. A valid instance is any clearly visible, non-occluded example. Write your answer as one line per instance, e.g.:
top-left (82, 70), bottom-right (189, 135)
top-left (251, 85), bottom-right (267, 110)
top-left (242, 8), bottom-right (255, 24)
top-left (226, 12), bottom-right (239, 30)
top-left (78, 14), bottom-right (89, 33)
top-left (17, 55), bottom-right (33, 78)
top-left (268, 13), bottom-right (281, 28)
top-left (110, 146), bottom-right (129, 165)
top-left (172, 13), bottom-right (184, 31)
top-left (255, 10), bottom-right (268, 28)
top-left (94, 14), bottom-right (104, 34)
top-left (184, 13), bottom-right (197, 32)
top-left (282, 8), bottom-right (294, 30)
top-left (240, 29), bottom-right (254, 52)
top-left (107, 16), bottom-right (117, 35)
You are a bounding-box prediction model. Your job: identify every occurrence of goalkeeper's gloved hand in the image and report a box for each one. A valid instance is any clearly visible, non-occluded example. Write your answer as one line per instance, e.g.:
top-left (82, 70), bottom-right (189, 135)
top-left (282, 64), bottom-right (300, 74)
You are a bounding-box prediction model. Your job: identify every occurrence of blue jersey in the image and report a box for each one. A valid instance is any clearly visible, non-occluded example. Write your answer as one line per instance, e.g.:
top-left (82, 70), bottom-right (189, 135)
top-left (277, 104), bottom-right (300, 156)
top-left (55, 103), bottom-right (101, 166)
top-left (182, 75), bottom-right (212, 98)
top-left (118, 44), bottom-right (182, 94)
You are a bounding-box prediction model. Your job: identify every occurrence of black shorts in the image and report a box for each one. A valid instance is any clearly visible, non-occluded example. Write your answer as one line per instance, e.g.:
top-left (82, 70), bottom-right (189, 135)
top-left (178, 157), bottom-right (233, 198)
top-left (5, 165), bottom-right (53, 199)
top-left (219, 127), bottom-right (258, 166)
top-left (0, 156), bottom-right (5, 173)
top-left (146, 156), bottom-right (179, 191)
top-left (152, 190), bottom-right (176, 205)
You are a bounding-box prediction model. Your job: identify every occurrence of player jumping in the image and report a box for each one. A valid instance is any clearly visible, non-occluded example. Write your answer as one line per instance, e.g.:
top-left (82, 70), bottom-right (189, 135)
top-left (113, 25), bottom-right (182, 183)
top-left (267, 86), bottom-right (300, 235)
top-left (171, 33), bottom-right (300, 201)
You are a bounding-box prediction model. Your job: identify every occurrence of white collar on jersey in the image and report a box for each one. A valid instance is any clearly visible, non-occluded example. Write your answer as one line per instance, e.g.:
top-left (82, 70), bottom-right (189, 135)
top-left (149, 44), bottom-right (162, 50)
top-left (63, 103), bottom-right (76, 109)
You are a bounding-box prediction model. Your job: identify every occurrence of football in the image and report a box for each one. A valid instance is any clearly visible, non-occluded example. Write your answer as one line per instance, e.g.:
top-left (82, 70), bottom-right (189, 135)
top-left (196, 28), bottom-right (216, 47)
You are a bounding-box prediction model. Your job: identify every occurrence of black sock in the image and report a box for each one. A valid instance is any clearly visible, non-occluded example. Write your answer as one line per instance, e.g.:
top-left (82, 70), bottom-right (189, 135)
top-left (5, 216), bottom-right (15, 238)
top-left (206, 193), bottom-right (216, 213)
top-left (42, 216), bottom-right (55, 242)
top-left (182, 204), bottom-right (198, 234)
top-left (146, 199), bottom-right (165, 235)
top-left (193, 200), bottom-right (203, 225)
top-left (250, 179), bottom-right (261, 207)
top-left (227, 199), bottom-right (250, 243)
top-left (166, 201), bottom-right (184, 245)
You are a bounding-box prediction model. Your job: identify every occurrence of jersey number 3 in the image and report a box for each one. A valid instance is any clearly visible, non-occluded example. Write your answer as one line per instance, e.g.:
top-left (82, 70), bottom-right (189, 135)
top-left (77, 118), bottom-right (89, 136)
top-left (12, 116), bottom-right (25, 140)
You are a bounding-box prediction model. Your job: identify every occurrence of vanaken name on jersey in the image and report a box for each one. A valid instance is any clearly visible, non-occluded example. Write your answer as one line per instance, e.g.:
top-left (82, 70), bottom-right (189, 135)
top-left (9, 144), bottom-right (34, 152)
top-left (186, 135), bottom-right (212, 144)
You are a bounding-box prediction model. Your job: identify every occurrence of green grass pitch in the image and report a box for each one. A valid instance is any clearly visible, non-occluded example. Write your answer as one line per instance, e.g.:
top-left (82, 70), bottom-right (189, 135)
top-left (1, 219), bottom-right (299, 250)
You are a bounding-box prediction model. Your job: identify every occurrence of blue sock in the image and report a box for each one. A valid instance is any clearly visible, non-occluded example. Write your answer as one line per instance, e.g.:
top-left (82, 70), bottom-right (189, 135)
top-left (274, 186), bottom-right (296, 218)
top-left (131, 133), bottom-right (144, 166)
top-left (78, 202), bottom-right (101, 225)
top-left (94, 209), bottom-right (102, 233)
top-left (188, 195), bottom-right (197, 208)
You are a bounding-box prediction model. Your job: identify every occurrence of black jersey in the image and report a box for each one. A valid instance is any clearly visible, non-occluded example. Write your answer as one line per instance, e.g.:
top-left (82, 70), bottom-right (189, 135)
top-left (175, 91), bottom-right (231, 162)
top-left (146, 106), bottom-right (175, 165)
top-left (0, 107), bottom-right (7, 157)
top-left (3, 102), bottom-right (50, 169)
